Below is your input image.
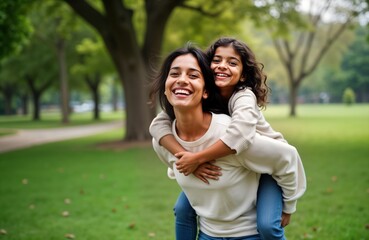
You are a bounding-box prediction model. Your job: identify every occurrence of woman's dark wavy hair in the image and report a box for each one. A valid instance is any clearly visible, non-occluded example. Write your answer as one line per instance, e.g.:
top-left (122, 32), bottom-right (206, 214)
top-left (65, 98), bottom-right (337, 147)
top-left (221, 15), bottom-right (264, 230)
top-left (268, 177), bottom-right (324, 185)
top-left (149, 44), bottom-right (226, 120)
top-left (206, 37), bottom-right (270, 108)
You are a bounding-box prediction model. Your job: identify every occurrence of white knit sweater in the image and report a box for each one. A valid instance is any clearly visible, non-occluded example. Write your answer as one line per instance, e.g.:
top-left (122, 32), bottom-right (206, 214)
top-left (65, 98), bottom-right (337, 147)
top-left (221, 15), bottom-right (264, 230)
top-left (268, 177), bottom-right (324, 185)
top-left (153, 113), bottom-right (306, 238)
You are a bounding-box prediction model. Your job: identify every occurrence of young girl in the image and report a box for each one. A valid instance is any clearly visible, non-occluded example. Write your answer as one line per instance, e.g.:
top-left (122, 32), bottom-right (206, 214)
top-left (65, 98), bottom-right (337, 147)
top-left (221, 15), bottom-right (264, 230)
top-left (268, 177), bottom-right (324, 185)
top-left (150, 38), bottom-right (305, 240)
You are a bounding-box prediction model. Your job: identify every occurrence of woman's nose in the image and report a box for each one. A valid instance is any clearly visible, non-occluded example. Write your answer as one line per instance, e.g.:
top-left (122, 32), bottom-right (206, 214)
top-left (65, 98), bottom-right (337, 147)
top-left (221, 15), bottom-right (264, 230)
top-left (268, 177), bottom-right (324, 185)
top-left (177, 73), bottom-right (188, 84)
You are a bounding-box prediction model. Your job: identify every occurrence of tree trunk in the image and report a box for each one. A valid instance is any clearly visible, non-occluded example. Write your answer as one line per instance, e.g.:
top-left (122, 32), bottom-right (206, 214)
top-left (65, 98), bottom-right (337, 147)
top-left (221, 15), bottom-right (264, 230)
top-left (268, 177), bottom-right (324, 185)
top-left (63, 0), bottom-right (183, 141)
top-left (111, 77), bottom-right (118, 112)
top-left (4, 92), bottom-right (13, 115)
top-left (32, 92), bottom-right (40, 120)
top-left (289, 82), bottom-right (298, 117)
top-left (56, 37), bottom-right (69, 124)
top-left (20, 93), bottom-right (29, 115)
top-left (85, 74), bottom-right (101, 120)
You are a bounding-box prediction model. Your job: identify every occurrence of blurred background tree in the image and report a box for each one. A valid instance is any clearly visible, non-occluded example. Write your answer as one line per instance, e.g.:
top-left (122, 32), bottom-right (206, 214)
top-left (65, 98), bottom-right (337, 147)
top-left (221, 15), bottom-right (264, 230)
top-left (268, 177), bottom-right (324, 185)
top-left (0, 0), bottom-right (368, 142)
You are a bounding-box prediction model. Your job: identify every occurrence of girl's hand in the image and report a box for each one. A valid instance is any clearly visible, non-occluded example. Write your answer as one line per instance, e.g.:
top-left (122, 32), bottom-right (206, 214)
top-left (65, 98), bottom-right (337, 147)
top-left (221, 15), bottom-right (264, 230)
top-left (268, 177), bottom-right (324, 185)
top-left (281, 212), bottom-right (291, 227)
top-left (193, 161), bottom-right (222, 184)
top-left (175, 151), bottom-right (202, 175)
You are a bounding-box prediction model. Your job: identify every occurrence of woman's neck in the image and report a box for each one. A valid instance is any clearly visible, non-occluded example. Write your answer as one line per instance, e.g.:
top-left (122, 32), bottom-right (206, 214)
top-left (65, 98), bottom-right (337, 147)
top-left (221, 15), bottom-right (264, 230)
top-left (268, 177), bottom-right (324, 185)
top-left (174, 108), bottom-right (212, 142)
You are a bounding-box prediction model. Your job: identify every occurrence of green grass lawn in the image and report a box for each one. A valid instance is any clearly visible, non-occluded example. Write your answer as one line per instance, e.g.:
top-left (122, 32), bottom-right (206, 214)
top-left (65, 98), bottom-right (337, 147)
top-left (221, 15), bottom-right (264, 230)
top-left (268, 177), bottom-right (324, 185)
top-left (0, 110), bottom-right (124, 130)
top-left (0, 104), bottom-right (368, 240)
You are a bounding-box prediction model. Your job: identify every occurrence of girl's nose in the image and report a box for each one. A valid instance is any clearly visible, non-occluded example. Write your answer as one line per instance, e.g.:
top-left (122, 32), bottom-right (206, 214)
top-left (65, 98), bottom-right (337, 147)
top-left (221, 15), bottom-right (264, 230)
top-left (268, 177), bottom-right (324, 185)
top-left (217, 60), bottom-right (227, 69)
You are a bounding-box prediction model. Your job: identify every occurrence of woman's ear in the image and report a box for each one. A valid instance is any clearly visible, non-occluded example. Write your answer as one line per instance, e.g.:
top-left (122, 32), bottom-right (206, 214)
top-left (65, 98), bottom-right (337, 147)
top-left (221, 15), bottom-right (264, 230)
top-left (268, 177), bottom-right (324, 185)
top-left (203, 90), bottom-right (209, 99)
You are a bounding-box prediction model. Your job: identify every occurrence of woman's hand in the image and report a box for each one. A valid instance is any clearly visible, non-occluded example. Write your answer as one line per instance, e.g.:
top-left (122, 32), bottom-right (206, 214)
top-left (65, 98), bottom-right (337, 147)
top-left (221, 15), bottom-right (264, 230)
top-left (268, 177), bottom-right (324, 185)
top-left (175, 151), bottom-right (202, 175)
top-left (193, 161), bottom-right (222, 184)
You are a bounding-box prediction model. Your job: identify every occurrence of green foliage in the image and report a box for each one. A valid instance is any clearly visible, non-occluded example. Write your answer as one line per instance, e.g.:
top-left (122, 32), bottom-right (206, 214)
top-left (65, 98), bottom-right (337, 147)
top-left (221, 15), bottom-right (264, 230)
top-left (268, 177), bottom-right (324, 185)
top-left (0, 0), bottom-right (34, 58)
top-left (0, 104), bottom-right (368, 239)
top-left (342, 87), bottom-right (356, 105)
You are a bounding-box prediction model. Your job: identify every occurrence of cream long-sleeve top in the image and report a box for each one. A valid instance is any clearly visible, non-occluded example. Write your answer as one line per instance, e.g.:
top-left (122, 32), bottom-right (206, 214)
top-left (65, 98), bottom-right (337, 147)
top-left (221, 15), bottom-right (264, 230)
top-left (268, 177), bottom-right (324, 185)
top-left (152, 113), bottom-right (306, 238)
top-left (150, 88), bottom-right (287, 154)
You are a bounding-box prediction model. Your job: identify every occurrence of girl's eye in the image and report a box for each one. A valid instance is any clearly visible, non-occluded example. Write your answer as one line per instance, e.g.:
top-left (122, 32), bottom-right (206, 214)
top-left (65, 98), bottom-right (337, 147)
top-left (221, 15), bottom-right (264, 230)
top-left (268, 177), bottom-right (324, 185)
top-left (229, 61), bottom-right (237, 66)
top-left (189, 74), bottom-right (199, 79)
top-left (212, 58), bottom-right (221, 63)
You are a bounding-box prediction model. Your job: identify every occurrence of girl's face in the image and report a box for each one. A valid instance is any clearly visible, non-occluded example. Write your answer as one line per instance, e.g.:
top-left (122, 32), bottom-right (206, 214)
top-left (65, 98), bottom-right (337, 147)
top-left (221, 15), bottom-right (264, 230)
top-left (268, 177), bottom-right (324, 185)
top-left (165, 54), bottom-right (208, 110)
top-left (210, 46), bottom-right (243, 97)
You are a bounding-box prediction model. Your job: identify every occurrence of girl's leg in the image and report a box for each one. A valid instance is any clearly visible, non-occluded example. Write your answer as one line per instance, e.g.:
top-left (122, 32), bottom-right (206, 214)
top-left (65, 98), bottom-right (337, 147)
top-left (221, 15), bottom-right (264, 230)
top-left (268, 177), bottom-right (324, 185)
top-left (198, 231), bottom-right (261, 240)
top-left (257, 174), bottom-right (286, 240)
top-left (174, 191), bottom-right (198, 240)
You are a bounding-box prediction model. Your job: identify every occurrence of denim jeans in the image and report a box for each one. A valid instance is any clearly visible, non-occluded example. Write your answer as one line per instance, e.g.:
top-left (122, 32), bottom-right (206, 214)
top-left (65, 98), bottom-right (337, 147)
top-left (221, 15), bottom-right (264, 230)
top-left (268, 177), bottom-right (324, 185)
top-left (198, 231), bottom-right (261, 240)
top-left (174, 174), bottom-right (285, 240)
top-left (174, 191), bottom-right (198, 240)
top-left (256, 174), bottom-right (286, 240)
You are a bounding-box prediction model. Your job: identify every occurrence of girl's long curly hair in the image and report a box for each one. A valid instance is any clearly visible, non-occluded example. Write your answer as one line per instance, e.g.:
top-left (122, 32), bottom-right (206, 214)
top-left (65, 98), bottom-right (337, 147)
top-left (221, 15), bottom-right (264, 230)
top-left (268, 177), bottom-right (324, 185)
top-left (206, 37), bottom-right (270, 108)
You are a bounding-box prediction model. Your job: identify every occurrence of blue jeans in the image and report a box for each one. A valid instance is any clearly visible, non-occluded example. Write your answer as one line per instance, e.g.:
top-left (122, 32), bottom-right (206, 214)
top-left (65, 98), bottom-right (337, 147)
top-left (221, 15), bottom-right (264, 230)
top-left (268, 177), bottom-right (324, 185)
top-left (174, 191), bottom-right (198, 240)
top-left (174, 174), bottom-right (285, 240)
top-left (198, 231), bottom-right (261, 240)
top-left (256, 174), bottom-right (285, 240)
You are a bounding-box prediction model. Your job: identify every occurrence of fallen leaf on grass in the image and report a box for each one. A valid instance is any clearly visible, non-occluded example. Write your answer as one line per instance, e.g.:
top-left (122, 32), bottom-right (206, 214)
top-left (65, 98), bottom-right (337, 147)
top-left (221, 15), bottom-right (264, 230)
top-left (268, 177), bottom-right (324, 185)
top-left (62, 211), bottom-right (70, 217)
top-left (0, 229), bottom-right (7, 235)
top-left (128, 223), bottom-right (135, 229)
top-left (365, 224), bottom-right (369, 229)
top-left (311, 226), bottom-right (321, 232)
top-left (148, 232), bottom-right (156, 237)
top-left (331, 176), bottom-right (337, 182)
top-left (112, 208), bottom-right (117, 213)
top-left (64, 198), bottom-right (71, 204)
top-left (22, 179), bottom-right (28, 185)
top-left (302, 233), bottom-right (313, 239)
top-left (29, 204), bottom-right (35, 210)
top-left (64, 233), bottom-right (75, 239)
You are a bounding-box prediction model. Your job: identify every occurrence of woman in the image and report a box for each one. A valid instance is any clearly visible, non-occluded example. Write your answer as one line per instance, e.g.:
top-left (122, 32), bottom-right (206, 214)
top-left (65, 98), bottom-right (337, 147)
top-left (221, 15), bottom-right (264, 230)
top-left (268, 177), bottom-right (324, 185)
top-left (150, 38), bottom-right (306, 239)
top-left (150, 44), bottom-right (305, 240)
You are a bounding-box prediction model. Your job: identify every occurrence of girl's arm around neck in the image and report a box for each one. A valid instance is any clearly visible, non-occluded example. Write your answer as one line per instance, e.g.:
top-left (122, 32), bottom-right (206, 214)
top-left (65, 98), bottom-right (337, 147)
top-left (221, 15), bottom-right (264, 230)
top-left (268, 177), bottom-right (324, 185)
top-left (175, 139), bottom-right (235, 175)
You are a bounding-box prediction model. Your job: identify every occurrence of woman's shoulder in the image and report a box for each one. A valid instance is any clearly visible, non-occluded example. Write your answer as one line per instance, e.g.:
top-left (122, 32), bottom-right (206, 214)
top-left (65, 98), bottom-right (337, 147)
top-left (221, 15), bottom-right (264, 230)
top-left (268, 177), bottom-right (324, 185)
top-left (211, 112), bottom-right (231, 124)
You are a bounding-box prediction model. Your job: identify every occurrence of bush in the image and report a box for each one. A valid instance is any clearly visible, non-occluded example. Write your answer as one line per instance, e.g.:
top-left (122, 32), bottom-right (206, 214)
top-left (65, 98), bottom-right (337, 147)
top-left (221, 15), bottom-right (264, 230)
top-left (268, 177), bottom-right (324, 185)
top-left (342, 87), bottom-right (356, 105)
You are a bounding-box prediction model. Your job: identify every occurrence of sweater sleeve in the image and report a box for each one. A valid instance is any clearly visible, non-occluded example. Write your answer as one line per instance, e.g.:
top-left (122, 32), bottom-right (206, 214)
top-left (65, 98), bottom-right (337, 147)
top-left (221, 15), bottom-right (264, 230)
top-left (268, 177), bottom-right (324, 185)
top-left (149, 111), bottom-right (173, 143)
top-left (152, 138), bottom-right (177, 179)
top-left (220, 89), bottom-right (259, 154)
top-left (237, 134), bottom-right (307, 214)
top-left (256, 113), bottom-right (287, 143)
top-left (220, 89), bottom-right (287, 154)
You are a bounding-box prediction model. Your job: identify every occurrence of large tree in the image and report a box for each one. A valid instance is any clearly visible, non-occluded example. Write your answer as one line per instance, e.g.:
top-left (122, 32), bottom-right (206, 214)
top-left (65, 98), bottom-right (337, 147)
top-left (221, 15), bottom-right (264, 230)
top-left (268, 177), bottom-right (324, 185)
top-left (63, 0), bottom-right (239, 141)
top-left (266, 0), bottom-right (368, 116)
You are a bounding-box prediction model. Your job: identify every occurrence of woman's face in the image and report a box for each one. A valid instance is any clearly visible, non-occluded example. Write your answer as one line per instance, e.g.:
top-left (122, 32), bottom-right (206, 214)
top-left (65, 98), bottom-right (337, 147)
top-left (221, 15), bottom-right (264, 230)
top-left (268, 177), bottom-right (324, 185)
top-left (165, 54), bottom-right (208, 110)
top-left (210, 46), bottom-right (243, 96)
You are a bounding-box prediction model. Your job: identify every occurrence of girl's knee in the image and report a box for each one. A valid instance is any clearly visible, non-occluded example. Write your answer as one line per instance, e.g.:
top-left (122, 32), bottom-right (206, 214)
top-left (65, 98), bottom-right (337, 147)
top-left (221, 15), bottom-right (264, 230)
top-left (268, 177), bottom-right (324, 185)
top-left (257, 219), bottom-right (285, 240)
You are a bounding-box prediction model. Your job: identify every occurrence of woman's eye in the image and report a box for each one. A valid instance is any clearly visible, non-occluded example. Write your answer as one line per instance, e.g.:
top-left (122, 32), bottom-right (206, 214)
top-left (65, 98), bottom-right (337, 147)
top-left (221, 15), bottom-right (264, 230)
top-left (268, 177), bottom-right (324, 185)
top-left (169, 72), bottom-right (179, 77)
top-left (229, 61), bottom-right (237, 66)
top-left (189, 74), bottom-right (199, 79)
top-left (212, 58), bottom-right (221, 63)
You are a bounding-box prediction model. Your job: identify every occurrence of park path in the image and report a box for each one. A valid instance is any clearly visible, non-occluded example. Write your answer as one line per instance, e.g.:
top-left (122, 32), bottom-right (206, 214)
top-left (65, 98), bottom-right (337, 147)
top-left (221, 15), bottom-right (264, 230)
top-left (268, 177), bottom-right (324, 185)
top-left (0, 121), bottom-right (122, 154)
